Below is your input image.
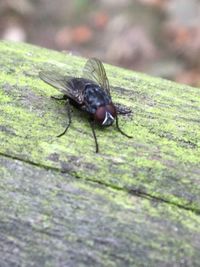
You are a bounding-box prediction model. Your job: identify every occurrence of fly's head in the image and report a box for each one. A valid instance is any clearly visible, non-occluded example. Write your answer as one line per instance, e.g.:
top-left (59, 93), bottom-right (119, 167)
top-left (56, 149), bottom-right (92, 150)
top-left (94, 103), bottom-right (116, 126)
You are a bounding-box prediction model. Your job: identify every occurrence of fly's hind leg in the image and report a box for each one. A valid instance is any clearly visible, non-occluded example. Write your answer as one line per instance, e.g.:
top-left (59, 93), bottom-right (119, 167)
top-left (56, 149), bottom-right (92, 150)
top-left (51, 95), bottom-right (68, 101)
top-left (89, 119), bottom-right (99, 153)
top-left (57, 99), bottom-right (72, 137)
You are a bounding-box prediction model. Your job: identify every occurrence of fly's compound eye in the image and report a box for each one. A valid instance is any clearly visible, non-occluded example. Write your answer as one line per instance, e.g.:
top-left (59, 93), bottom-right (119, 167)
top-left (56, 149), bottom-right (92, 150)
top-left (95, 104), bottom-right (116, 126)
top-left (106, 104), bottom-right (116, 118)
top-left (94, 106), bottom-right (106, 125)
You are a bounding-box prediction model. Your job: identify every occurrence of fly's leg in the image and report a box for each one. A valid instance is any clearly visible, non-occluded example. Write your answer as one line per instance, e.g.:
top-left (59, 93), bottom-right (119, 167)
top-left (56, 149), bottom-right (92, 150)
top-left (115, 103), bottom-right (132, 115)
top-left (89, 119), bottom-right (99, 153)
top-left (114, 103), bottom-right (132, 138)
top-left (116, 115), bottom-right (132, 138)
top-left (51, 95), bottom-right (68, 101)
top-left (51, 96), bottom-right (72, 137)
top-left (57, 99), bottom-right (72, 137)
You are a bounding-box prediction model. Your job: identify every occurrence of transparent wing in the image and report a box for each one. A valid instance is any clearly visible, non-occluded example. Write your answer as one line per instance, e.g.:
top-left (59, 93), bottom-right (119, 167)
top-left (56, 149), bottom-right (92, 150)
top-left (83, 58), bottom-right (111, 97)
top-left (39, 71), bottom-right (84, 104)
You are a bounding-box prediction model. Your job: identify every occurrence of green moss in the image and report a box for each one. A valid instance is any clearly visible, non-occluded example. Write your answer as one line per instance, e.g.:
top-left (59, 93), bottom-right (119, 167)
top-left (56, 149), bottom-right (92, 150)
top-left (1, 152), bottom-right (200, 266)
top-left (1, 40), bottom-right (200, 213)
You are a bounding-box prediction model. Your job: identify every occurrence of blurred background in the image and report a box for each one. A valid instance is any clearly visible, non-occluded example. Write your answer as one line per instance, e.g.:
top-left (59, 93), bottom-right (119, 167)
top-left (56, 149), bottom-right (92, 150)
top-left (0, 0), bottom-right (200, 87)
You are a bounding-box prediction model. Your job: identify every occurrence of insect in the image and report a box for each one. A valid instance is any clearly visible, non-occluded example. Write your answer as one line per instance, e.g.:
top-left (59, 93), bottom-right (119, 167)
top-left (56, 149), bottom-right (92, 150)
top-left (39, 58), bottom-right (132, 153)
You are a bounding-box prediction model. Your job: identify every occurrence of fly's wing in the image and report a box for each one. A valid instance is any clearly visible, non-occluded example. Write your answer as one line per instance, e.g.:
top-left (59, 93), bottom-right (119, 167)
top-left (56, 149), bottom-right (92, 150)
top-left (83, 58), bottom-right (111, 97)
top-left (39, 71), bottom-right (84, 104)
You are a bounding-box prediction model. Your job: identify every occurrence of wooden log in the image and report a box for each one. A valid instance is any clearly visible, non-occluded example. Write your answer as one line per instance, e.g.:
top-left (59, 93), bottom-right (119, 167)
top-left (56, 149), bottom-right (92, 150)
top-left (0, 41), bottom-right (200, 266)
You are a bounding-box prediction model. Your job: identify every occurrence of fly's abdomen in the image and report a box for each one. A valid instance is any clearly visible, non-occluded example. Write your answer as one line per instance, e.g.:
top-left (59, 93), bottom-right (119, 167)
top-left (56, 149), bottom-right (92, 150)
top-left (83, 84), bottom-right (111, 114)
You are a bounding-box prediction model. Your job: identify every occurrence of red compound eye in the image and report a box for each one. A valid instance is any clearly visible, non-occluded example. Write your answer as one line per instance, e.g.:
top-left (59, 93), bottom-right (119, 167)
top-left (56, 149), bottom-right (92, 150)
top-left (94, 106), bottom-right (106, 124)
top-left (94, 103), bottom-right (116, 126)
top-left (106, 103), bottom-right (116, 118)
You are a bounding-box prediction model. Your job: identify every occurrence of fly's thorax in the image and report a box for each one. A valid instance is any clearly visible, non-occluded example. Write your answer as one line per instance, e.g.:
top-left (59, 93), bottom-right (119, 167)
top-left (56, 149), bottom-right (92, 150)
top-left (94, 103), bottom-right (116, 126)
top-left (84, 84), bottom-right (111, 114)
top-left (83, 84), bottom-right (115, 126)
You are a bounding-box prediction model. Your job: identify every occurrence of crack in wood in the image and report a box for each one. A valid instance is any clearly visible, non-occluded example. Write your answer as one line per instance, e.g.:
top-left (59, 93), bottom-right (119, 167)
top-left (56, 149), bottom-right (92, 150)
top-left (0, 151), bottom-right (199, 216)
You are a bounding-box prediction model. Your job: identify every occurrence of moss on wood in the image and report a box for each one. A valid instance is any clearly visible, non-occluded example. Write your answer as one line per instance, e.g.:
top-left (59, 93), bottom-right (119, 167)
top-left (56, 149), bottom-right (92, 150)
top-left (1, 155), bottom-right (200, 266)
top-left (0, 41), bottom-right (200, 266)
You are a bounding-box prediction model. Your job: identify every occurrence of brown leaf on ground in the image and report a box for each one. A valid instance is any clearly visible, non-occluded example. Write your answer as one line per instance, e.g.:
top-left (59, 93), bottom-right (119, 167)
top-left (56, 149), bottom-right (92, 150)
top-left (55, 25), bottom-right (93, 49)
top-left (106, 26), bottom-right (157, 69)
top-left (55, 27), bottom-right (74, 49)
top-left (73, 25), bottom-right (93, 44)
top-left (92, 11), bottom-right (109, 30)
top-left (164, 23), bottom-right (200, 66)
top-left (176, 69), bottom-right (200, 87)
top-left (138, 0), bottom-right (168, 9)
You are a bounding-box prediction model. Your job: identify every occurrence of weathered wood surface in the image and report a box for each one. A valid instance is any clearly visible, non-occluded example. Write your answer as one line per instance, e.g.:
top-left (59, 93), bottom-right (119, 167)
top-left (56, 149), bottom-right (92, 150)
top-left (0, 41), bottom-right (200, 266)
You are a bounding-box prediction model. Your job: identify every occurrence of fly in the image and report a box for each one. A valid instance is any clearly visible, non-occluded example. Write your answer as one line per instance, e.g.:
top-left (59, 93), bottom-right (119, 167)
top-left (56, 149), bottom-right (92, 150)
top-left (39, 58), bottom-right (132, 153)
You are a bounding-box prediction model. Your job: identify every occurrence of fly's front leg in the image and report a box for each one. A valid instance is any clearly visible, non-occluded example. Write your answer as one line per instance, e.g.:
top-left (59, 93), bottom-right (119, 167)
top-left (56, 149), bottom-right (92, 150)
top-left (57, 99), bottom-right (72, 137)
top-left (89, 119), bottom-right (99, 153)
top-left (115, 103), bottom-right (132, 115)
top-left (115, 115), bottom-right (132, 138)
top-left (114, 103), bottom-right (132, 138)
